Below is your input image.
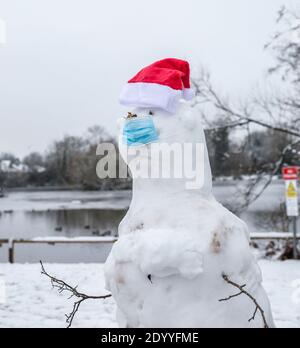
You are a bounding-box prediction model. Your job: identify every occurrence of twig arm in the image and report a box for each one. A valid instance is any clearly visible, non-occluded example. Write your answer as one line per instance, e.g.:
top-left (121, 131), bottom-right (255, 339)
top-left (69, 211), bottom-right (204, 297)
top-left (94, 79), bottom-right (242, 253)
top-left (220, 274), bottom-right (269, 328)
top-left (40, 261), bottom-right (112, 328)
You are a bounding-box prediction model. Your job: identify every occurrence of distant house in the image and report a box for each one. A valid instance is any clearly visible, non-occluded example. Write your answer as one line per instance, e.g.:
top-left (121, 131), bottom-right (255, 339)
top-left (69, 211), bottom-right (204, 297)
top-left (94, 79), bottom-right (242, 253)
top-left (0, 159), bottom-right (28, 173)
top-left (0, 160), bottom-right (14, 172)
top-left (0, 160), bottom-right (45, 173)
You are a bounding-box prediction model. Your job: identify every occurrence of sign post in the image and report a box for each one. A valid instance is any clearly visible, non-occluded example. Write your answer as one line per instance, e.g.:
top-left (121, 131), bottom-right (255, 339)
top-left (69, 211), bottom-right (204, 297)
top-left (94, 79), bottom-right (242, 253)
top-left (282, 167), bottom-right (299, 259)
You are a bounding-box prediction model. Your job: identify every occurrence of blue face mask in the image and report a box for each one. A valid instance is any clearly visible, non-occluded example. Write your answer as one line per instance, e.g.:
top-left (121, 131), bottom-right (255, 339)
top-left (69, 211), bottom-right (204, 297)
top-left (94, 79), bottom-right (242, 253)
top-left (123, 116), bottom-right (158, 146)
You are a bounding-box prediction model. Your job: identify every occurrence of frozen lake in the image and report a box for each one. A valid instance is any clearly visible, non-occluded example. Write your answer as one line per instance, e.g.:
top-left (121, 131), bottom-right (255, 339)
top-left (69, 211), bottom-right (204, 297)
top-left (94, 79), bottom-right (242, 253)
top-left (0, 181), bottom-right (295, 262)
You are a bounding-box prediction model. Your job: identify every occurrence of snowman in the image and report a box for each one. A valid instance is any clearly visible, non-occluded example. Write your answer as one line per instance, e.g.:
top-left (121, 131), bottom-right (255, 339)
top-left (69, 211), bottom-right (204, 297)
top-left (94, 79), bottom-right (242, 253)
top-left (104, 58), bottom-right (274, 328)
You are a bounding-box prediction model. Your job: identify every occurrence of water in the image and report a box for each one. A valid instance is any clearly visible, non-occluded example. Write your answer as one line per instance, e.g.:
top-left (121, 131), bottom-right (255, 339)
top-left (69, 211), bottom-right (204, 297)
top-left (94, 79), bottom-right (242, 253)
top-left (0, 182), bottom-right (297, 262)
top-left (0, 190), bottom-right (130, 262)
top-left (0, 190), bottom-right (130, 236)
top-left (0, 209), bottom-right (126, 239)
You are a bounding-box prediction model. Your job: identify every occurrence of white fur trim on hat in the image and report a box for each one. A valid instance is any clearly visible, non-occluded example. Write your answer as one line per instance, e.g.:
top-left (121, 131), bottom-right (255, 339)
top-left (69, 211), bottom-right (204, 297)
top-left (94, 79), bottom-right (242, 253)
top-left (182, 88), bottom-right (195, 101)
top-left (119, 82), bottom-right (186, 114)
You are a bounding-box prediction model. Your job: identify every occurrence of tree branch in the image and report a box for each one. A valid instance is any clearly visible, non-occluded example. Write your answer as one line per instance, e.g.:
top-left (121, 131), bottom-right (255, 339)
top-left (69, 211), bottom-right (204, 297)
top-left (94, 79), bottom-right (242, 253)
top-left (235, 138), bottom-right (300, 212)
top-left (219, 274), bottom-right (269, 328)
top-left (198, 75), bottom-right (300, 138)
top-left (207, 120), bottom-right (250, 131)
top-left (40, 261), bottom-right (112, 328)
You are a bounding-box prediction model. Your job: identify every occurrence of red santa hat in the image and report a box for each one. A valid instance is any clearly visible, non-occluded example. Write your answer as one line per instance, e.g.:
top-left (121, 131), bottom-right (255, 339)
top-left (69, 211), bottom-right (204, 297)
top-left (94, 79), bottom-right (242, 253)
top-left (119, 58), bottom-right (195, 113)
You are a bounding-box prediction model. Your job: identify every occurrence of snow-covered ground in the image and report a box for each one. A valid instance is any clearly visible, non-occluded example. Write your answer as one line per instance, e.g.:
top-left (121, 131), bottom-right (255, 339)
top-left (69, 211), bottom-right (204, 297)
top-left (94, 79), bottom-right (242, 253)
top-left (0, 260), bottom-right (299, 328)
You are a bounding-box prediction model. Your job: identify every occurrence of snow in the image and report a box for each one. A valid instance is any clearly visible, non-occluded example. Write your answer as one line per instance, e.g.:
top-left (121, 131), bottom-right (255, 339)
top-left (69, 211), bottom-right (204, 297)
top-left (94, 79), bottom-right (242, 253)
top-left (0, 260), bottom-right (299, 328)
top-left (259, 260), bottom-right (300, 328)
top-left (0, 263), bottom-right (117, 328)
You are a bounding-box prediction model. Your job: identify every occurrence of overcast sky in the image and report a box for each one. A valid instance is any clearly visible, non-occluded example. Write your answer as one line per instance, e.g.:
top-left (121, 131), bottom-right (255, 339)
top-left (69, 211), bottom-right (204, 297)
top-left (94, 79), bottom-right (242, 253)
top-left (0, 0), bottom-right (295, 157)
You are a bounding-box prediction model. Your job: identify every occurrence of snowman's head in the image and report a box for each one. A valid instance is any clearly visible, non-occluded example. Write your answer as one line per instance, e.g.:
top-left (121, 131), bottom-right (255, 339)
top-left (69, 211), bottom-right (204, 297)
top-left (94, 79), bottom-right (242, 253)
top-left (118, 102), bottom-right (212, 193)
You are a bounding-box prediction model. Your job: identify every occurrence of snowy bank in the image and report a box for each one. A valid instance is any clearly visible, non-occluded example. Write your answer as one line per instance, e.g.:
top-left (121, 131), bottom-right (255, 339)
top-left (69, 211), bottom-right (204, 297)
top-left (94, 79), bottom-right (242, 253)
top-left (0, 260), bottom-right (299, 328)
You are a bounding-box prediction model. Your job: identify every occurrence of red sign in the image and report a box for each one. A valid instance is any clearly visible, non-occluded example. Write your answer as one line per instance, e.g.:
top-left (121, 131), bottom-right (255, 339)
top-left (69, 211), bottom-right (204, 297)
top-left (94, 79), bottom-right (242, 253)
top-left (282, 167), bottom-right (299, 181)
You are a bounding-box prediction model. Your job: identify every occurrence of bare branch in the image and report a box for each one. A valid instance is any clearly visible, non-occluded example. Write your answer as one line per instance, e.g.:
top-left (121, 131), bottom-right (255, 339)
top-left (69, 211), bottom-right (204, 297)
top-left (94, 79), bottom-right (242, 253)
top-left (193, 71), bottom-right (300, 138)
top-left (219, 287), bottom-right (246, 302)
top-left (205, 79), bottom-right (300, 138)
top-left (235, 138), bottom-right (300, 212)
top-left (266, 7), bottom-right (300, 83)
top-left (249, 306), bottom-right (259, 323)
top-left (207, 120), bottom-right (250, 131)
top-left (192, 68), bottom-right (300, 212)
top-left (220, 274), bottom-right (269, 328)
top-left (40, 261), bottom-right (112, 328)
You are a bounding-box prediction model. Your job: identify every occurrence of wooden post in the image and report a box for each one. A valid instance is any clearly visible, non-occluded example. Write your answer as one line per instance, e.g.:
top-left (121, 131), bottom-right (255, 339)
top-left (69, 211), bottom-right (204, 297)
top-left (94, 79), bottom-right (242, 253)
top-left (293, 217), bottom-right (298, 259)
top-left (8, 240), bottom-right (14, 263)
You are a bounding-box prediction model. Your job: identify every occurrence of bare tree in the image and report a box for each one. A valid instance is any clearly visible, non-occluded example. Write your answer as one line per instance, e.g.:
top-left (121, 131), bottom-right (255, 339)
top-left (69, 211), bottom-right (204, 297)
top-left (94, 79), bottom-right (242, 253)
top-left (266, 6), bottom-right (300, 84)
top-left (190, 7), bottom-right (300, 212)
top-left (23, 152), bottom-right (44, 172)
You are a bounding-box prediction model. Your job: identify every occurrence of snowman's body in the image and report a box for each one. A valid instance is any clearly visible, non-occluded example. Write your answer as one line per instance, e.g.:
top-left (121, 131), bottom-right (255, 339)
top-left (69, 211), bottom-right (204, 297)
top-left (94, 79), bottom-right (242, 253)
top-left (104, 102), bottom-right (274, 328)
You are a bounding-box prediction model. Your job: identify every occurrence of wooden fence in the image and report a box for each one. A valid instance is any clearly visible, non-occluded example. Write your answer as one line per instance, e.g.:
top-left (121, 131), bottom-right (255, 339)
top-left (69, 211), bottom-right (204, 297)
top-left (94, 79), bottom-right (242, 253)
top-left (0, 234), bottom-right (298, 263)
top-left (0, 237), bottom-right (118, 263)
